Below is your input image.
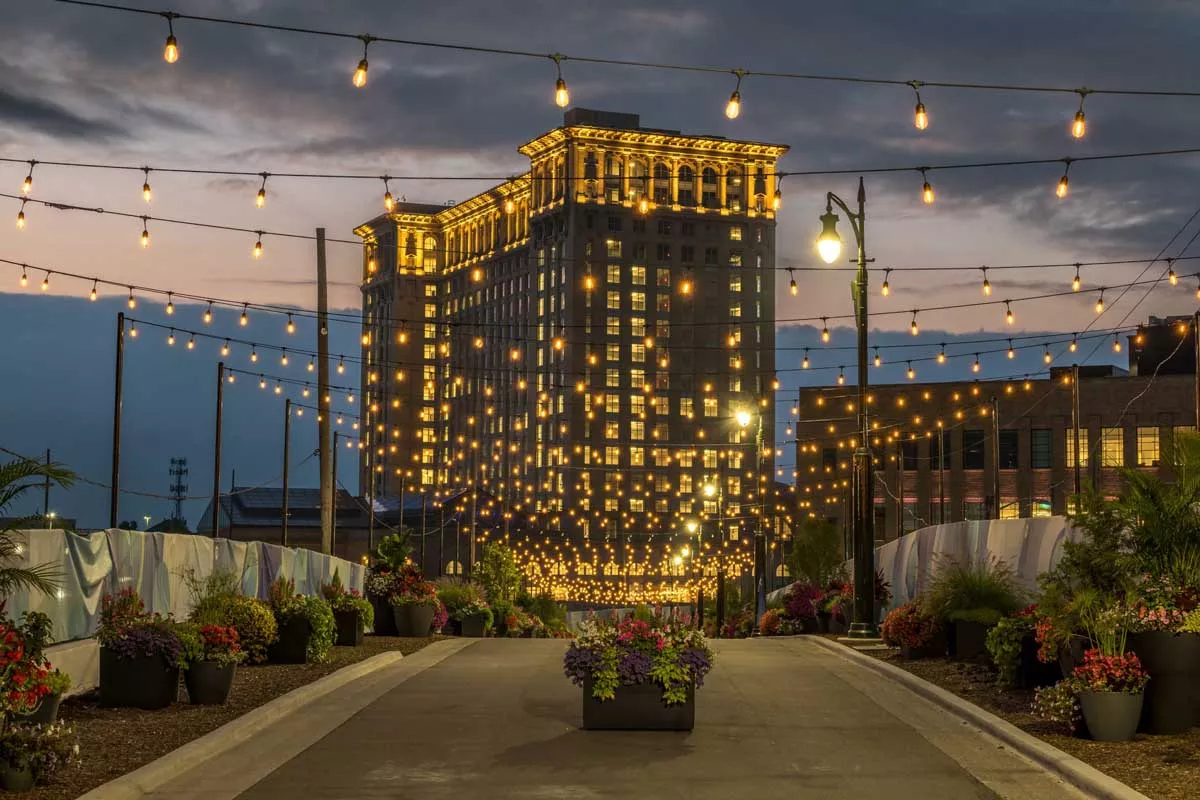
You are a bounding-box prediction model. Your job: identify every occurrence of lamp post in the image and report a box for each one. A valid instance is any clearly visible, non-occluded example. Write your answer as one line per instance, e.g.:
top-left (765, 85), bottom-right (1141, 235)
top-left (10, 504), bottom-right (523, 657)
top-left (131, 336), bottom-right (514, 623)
top-left (816, 177), bottom-right (876, 638)
top-left (685, 518), bottom-right (702, 628)
top-left (735, 408), bottom-right (767, 632)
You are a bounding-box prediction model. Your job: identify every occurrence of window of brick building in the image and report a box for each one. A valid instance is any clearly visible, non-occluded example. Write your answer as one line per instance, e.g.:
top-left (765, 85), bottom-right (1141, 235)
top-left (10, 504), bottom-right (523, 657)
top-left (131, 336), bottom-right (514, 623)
top-left (962, 430), bottom-right (985, 469)
top-left (1031, 429), bottom-right (1052, 469)
top-left (1136, 427), bottom-right (1160, 466)
top-left (1066, 430), bottom-right (1089, 468)
top-left (999, 430), bottom-right (1019, 469)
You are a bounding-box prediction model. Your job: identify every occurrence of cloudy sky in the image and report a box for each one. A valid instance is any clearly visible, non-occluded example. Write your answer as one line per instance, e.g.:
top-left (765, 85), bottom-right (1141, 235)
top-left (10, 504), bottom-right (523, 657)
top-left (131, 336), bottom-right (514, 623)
top-left (2, 0), bottom-right (1199, 526)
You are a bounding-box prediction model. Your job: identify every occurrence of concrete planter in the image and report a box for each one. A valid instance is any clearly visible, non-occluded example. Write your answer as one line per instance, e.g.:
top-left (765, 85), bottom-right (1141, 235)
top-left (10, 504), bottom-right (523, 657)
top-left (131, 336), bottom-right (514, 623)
top-left (392, 602), bottom-right (435, 637)
top-left (1079, 691), bottom-right (1143, 742)
top-left (0, 764), bottom-right (34, 793)
top-left (185, 661), bottom-right (236, 705)
top-left (950, 621), bottom-right (993, 662)
top-left (99, 647), bottom-right (179, 709)
top-left (1128, 630), bottom-right (1200, 734)
top-left (268, 615), bottom-right (311, 664)
top-left (581, 677), bottom-right (695, 731)
top-left (459, 613), bottom-right (489, 638)
top-left (1016, 633), bottom-right (1061, 689)
top-left (333, 609), bottom-right (364, 647)
top-left (369, 595), bottom-right (398, 636)
top-left (21, 693), bottom-right (62, 725)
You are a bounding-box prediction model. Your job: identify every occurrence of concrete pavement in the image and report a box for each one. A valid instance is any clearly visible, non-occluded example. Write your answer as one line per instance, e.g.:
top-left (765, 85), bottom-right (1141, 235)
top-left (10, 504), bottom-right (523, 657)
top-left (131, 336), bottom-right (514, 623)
top-left (218, 637), bottom-right (1087, 800)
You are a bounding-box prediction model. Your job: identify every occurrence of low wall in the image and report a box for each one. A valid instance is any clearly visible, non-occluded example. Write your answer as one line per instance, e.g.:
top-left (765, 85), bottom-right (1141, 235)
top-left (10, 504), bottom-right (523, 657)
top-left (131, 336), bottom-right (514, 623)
top-left (6, 528), bottom-right (365, 692)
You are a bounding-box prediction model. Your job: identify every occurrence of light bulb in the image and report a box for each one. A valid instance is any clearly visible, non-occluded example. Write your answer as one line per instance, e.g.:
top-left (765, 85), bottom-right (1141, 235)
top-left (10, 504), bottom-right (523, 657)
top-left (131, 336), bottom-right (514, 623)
top-left (725, 90), bottom-right (741, 120)
top-left (40, 274), bottom-right (49, 292)
top-left (15, 209), bottom-right (25, 229)
top-left (253, 236), bottom-right (263, 259)
top-left (21, 173), bottom-right (32, 195)
top-left (353, 58), bottom-right (369, 88)
top-left (287, 314), bottom-right (295, 334)
top-left (937, 348), bottom-right (946, 364)
top-left (972, 356), bottom-right (981, 373)
top-left (259, 377), bottom-right (267, 390)
top-left (772, 188), bottom-right (781, 211)
top-left (911, 315), bottom-right (919, 336)
top-left (802, 351), bottom-right (809, 369)
top-left (874, 350), bottom-right (881, 367)
top-left (820, 319), bottom-right (830, 343)
top-left (837, 370), bottom-right (845, 385)
top-left (555, 78), bottom-right (569, 108)
top-left (166, 296), bottom-right (174, 315)
top-left (256, 188), bottom-right (266, 208)
top-left (140, 226), bottom-right (150, 248)
top-left (19, 270), bottom-right (27, 287)
top-left (308, 359), bottom-right (315, 372)
top-left (164, 34), bottom-right (179, 64)
top-left (922, 180), bottom-right (934, 205)
top-left (1095, 292), bottom-right (1104, 314)
top-left (127, 290), bottom-right (136, 309)
top-left (89, 282), bottom-right (98, 301)
top-left (383, 189), bottom-right (394, 211)
top-left (240, 308), bottom-right (249, 326)
top-left (881, 273), bottom-right (890, 297)
top-left (914, 101), bottom-right (928, 130)
top-left (583, 274), bottom-right (595, 291)
top-left (1007, 341), bottom-right (1015, 359)
top-left (474, 336), bottom-right (484, 349)
top-left (1113, 335), bottom-right (1122, 353)
top-left (1071, 109), bottom-right (1086, 139)
top-left (337, 359), bottom-right (345, 374)
top-left (1056, 172), bottom-right (1071, 200)
top-left (1070, 337), bottom-right (1078, 352)
top-left (638, 196), bottom-right (649, 214)
top-left (907, 363), bottom-right (915, 380)
top-left (250, 349), bottom-right (258, 363)
top-left (221, 340), bottom-right (230, 356)
top-left (281, 351), bottom-right (289, 366)
top-left (1044, 348), bottom-right (1052, 364)
top-left (1005, 304), bottom-right (1013, 325)
top-left (982, 273), bottom-right (991, 296)
top-left (789, 275), bottom-right (798, 296)
top-left (1169, 267), bottom-right (1178, 286)
top-left (203, 303), bottom-right (213, 324)
top-left (187, 336), bottom-right (195, 350)
top-left (1072, 270), bottom-right (1081, 291)
top-left (143, 180), bottom-right (152, 203)
top-left (167, 330), bottom-right (175, 346)
top-left (680, 277), bottom-right (693, 295)
top-left (129, 324), bottom-right (138, 338)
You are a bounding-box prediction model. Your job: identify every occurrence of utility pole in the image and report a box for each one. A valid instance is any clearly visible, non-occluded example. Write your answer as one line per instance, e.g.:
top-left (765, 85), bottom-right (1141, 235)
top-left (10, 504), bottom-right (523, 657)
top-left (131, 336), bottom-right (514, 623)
top-left (317, 228), bottom-right (333, 554)
top-left (168, 458), bottom-right (188, 523)
top-left (896, 443), bottom-right (904, 539)
top-left (1071, 363), bottom-right (1082, 499)
top-left (43, 449), bottom-right (51, 519)
top-left (110, 312), bottom-right (125, 529)
top-left (331, 431), bottom-right (339, 557)
top-left (990, 396), bottom-right (1001, 518)
top-left (1193, 311), bottom-right (1200, 429)
top-left (281, 399), bottom-right (291, 547)
top-left (211, 362), bottom-right (224, 537)
top-left (938, 425), bottom-right (946, 524)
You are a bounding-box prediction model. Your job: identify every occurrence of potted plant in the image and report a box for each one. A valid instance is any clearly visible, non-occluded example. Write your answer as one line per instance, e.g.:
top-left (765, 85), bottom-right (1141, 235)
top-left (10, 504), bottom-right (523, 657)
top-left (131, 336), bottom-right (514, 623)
top-left (389, 565), bottom-right (438, 637)
top-left (455, 600), bottom-right (493, 638)
top-left (986, 606), bottom-right (1059, 689)
top-left (780, 583), bottom-right (823, 634)
top-left (267, 578), bottom-right (336, 664)
top-left (758, 608), bottom-right (783, 636)
top-left (322, 572), bottom-right (374, 647)
top-left (1073, 648), bottom-right (1149, 741)
top-left (1126, 576), bottom-right (1199, 735)
top-left (96, 588), bottom-right (183, 709)
top-left (923, 557), bottom-right (1021, 662)
top-left (180, 624), bottom-right (245, 705)
top-left (365, 532), bottom-right (414, 636)
top-left (880, 602), bottom-right (945, 659)
top-left (564, 612), bottom-right (714, 731)
top-left (0, 721), bottom-right (80, 792)
top-left (24, 670), bottom-right (70, 725)
top-left (10, 611), bottom-right (69, 725)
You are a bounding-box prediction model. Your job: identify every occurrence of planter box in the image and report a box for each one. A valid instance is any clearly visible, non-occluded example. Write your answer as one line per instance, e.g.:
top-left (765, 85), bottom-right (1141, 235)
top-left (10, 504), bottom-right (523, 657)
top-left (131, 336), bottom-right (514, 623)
top-left (21, 693), bottom-right (62, 725)
top-left (269, 615), bottom-right (311, 664)
top-left (816, 612), bottom-right (832, 634)
top-left (1017, 633), bottom-right (1062, 689)
top-left (460, 614), bottom-right (489, 638)
top-left (1079, 690), bottom-right (1143, 742)
top-left (392, 602), bottom-right (435, 637)
top-left (581, 678), bottom-right (695, 731)
top-left (370, 595), bottom-right (398, 636)
top-left (99, 647), bottom-right (179, 709)
top-left (185, 661), bottom-right (236, 705)
top-left (333, 609), bottom-right (364, 647)
top-left (950, 620), bottom-right (993, 662)
top-left (0, 764), bottom-right (34, 793)
top-left (1128, 630), bottom-right (1200, 735)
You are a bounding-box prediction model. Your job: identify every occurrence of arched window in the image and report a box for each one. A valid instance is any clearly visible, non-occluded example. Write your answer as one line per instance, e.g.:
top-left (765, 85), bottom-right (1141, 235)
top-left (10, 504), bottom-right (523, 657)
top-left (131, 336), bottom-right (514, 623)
top-left (550, 561), bottom-right (567, 576)
top-left (775, 563), bottom-right (790, 578)
top-left (445, 560), bottom-right (463, 576)
top-left (578, 562), bottom-right (595, 576)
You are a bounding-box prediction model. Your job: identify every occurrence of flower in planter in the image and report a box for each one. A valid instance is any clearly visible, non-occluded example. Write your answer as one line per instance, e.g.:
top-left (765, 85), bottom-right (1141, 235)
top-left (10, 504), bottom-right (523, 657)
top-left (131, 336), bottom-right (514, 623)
top-left (267, 577), bottom-right (336, 663)
top-left (97, 589), bottom-right (186, 670)
top-left (452, 600), bottom-right (494, 627)
top-left (432, 600), bottom-right (449, 634)
top-left (879, 602), bottom-right (942, 650)
top-left (321, 573), bottom-right (375, 633)
top-left (0, 721), bottom-right (80, 785)
top-left (183, 625), bottom-right (246, 667)
top-left (758, 609), bottom-right (782, 636)
top-left (1071, 648), bottom-right (1149, 694)
top-left (387, 565), bottom-right (438, 608)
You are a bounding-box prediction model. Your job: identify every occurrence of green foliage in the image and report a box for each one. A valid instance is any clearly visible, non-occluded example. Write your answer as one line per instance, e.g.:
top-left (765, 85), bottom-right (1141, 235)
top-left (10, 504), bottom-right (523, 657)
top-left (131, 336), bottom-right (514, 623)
top-left (181, 567), bottom-right (242, 621)
top-left (923, 556), bottom-right (1022, 623)
top-left (474, 542), bottom-right (522, 603)
top-left (42, 669), bottom-right (71, 697)
top-left (1033, 679), bottom-right (1082, 733)
top-left (175, 622), bottom-right (204, 669)
top-left (321, 572), bottom-right (374, 632)
top-left (0, 457), bottom-right (74, 598)
top-left (947, 607), bottom-right (1004, 625)
top-left (785, 518), bottom-right (844, 586)
top-left (649, 646), bottom-right (692, 705)
top-left (191, 594), bottom-right (277, 665)
top-left (453, 600), bottom-right (493, 630)
top-left (986, 615), bottom-right (1035, 687)
top-left (298, 596), bottom-right (336, 663)
top-left (1180, 609), bottom-right (1200, 633)
top-left (18, 612), bottom-right (53, 662)
top-left (372, 531), bottom-right (413, 571)
top-left (0, 721), bottom-right (80, 781)
top-left (434, 578), bottom-right (484, 616)
top-left (523, 593), bottom-right (566, 627)
top-left (632, 604), bottom-right (655, 623)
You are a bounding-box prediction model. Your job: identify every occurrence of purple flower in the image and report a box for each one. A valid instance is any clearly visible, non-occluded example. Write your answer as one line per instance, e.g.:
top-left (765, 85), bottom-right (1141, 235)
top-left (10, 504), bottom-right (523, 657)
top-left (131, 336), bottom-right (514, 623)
top-left (679, 647), bottom-right (712, 687)
top-left (617, 650), bottom-right (653, 684)
top-left (563, 644), bottom-right (602, 686)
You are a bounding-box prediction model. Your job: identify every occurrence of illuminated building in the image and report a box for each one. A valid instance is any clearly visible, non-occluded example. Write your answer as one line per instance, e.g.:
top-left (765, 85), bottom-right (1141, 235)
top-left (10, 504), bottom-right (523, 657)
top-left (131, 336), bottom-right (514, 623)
top-left (354, 110), bottom-right (787, 596)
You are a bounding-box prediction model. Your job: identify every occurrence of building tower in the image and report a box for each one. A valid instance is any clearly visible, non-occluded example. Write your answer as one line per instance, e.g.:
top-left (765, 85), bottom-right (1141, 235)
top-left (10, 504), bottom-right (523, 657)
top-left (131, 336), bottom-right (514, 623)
top-left (168, 457), bottom-right (188, 523)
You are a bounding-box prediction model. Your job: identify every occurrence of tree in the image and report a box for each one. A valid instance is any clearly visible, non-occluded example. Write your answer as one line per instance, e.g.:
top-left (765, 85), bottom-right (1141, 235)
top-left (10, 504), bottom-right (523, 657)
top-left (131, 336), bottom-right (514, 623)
top-left (371, 530), bottom-right (413, 571)
top-left (786, 518), bottom-right (844, 587)
top-left (474, 542), bottom-right (521, 603)
top-left (0, 457), bottom-right (74, 598)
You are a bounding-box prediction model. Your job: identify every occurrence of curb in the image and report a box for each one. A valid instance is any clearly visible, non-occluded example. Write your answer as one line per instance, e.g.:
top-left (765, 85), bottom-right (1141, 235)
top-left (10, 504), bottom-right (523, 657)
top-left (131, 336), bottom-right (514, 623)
top-left (807, 636), bottom-right (1151, 800)
top-left (77, 649), bottom-right (409, 800)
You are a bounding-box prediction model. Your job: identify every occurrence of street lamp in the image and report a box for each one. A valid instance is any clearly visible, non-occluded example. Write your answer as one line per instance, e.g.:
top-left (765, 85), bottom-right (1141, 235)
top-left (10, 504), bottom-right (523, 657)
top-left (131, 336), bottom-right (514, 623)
top-left (815, 177), bottom-right (876, 639)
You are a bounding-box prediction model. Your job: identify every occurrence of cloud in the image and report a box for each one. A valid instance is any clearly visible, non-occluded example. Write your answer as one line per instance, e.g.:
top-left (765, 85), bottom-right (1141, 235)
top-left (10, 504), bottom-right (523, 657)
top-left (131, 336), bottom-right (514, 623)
top-left (0, 87), bottom-right (127, 140)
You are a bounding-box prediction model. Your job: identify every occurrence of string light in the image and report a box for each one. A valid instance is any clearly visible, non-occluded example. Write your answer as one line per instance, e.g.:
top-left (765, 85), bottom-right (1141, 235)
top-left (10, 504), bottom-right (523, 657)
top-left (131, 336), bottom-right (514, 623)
top-left (142, 167), bottom-right (152, 203)
top-left (167, 329), bottom-right (175, 346)
top-left (165, 293), bottom-right (174, 315)
top-left (1168, 259), bottom-right (1178, 285)
top-left (788, 269), bottom-right (798, 296)
top-left (920, 168), bottom-right (934, 205)
top-left (801, 349), bottom-right (809, 369)
top-left (280, 349), bottom-right (289, 366)
top-left (256, 173), bottom-right (268, 208)
top-left (1007, 340), bottom-right (1015, 359)
top-left (1005, 301), bottom-right (1014, 325)
top-left (1095, 289), bottom-right (1105, 314)
top-left (725, 69), bottom-right (744, 119)
top-left (307, 358), bottom-right (315, 372)
top-left (127, 288), bottom-right (136, 309)
top-left (1113, 333), bottom-right (1122, 353)
top-left (353, 35), bottom-right (372, 88)
top-left (253, 232), bottom-right (264, 259)
top-left (680, 273), bottom-right (694, 296)
top-left (881, 269), bottom-right (891, 296)
top-left (162, 12), bottom-right (179, 63)
top-left (772, 182), bottom-right (782, 212)
top-left (40, 272), bottom-right (49, 292)
top-left (89, 280), bottom-right (98, 301)
top-left (910, 81), bottom-right (928, 130)
top-left (140, 217), bottom-right (150, 248)
top-left (910, 311), bottom-right (919, 336)
top-left (129, 322), bottom-right (138, 338)
top-left (250, 347), bottom-right (258, 363)
top-left (337, 357), bottom-right (345, 374)
top-left (906, 362), bottom-right (915, 380)
top-left (1069, 335), bottom-right (1078, 352)
top-left (981, 267), bottom-right (991, 296)
top-left (382, 177), bottom-right (394, 211)
top-left (1056, 159), bottom-right (1070, 198)
top-left (259, 376), bottom-right (267, 390)
top-left (873, 348), bottom-right (881, 367)
top-left (286, 314), bottom-right (295, 334)
top-left (937, 345), bottom-right (946, 364)
top-left (972, 354), bottom-right (981, 373)
top-left (21, 161), bottom-right (35, 195)
top-left (837, 368), bottom-right (845, 385)
top-left (552, 54), bottom-right (569, 108)
top-left (186, 334), bottom-right (195, 350)
top-left (638, 195), bottom-right (650, 215)
top-left (240, 304), bottom-right (249, 326)
top-left (15, 201), bottom-right (26, 229)
top-left (203, 302), bottom-right (213, 324)
top-left (820, 318), bottom-right (830, 343)
top-left (1072, 264), bottom-right (1081, 291)
top-left (19, 268), bottom-right (27, 288)
top-left (504, 197), bottom-right (515, 215)
top-left (1043, 345), bottom-right (1052, 364)
top-left (1071, 89), bottom-right (1089, 139)
top-left (221, 339), bottom-right (230, 356)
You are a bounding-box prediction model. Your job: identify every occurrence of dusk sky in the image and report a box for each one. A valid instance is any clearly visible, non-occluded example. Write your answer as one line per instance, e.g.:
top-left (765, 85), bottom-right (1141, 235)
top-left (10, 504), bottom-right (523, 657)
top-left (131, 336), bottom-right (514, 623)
top-left (3, 0), bottom-right (1198, 526)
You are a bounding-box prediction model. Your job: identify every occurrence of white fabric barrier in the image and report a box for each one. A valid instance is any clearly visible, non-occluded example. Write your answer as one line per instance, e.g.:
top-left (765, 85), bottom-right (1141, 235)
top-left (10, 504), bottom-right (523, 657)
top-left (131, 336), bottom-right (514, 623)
top-left (4, 528), bottom-right (365, 646)
top-left (846, 516), bottom-right (1079, 612)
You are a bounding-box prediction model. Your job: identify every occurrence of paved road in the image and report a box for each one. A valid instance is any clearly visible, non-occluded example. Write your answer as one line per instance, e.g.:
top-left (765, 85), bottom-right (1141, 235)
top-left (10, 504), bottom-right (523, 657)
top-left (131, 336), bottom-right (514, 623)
top-left (221, 637), bottom-right (1084, 800)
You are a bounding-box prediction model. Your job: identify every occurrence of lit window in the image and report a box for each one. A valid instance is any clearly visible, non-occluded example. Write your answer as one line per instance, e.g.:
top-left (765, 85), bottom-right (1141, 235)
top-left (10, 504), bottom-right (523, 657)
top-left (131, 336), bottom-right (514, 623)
top-left (607, 264), bottom-right (621, 283)
top-left (630, 318), bottom-right (646, 336)
top-left (606, 239), bottom-right (622, 257)
top-left (605, 422), bottom-right (619, 439)
top-left (631, 421), bottom-right (645, 440)
top-left (729, 251), bottom-right (742, 267)
top-left (1100, 427), bottom-right (1124, 467)
top-left (729, 225), bottom-right (743, 241)
top-left (656, 268), bottom-right (671, 288)
top-left (607, 291), bottom-right (620, 310)
top-left (605, 497), bottom-right (618, 511)
top-left (631, 292), bottom-right (646, 311)
top-left (729, 276), bottom-right (742, 292)
top-left (631, 395), bottom-right (645, 416)
top-left (1136, 427), bottom-right (1160, 467)
top-left (606, 369), bottom-right (620, 388)
top-left (1066, 430), bottom-right (1089, 468)
top-left (729, 303), bottom-right (741, 318)
top-left (606, 343), bottom-right (620, 361)
top-left (605, 447), bottom-right (620, 465)
top-left (629, 498), bottom-right (645, 513)
top-left (605, 394), bottom-right (620, 414)
top-left (631, 344), bottom-right (646, 363)
top-left (607, 316), bottom-right (620, 336)
top-left (679, 474), bottom-right (693, 493)
top-left (703, 449), bottom-right (718, 468)
top-left (631, 266), bottom-right (646, 285)
top-left (1031, 500), bottom-right (1052, 518)
top-left (681, 398), bottom-right (694, 417)
top-left (677, 451), bottom-right (694, 468)
top-left (703, 397), bottom-right (718, 417)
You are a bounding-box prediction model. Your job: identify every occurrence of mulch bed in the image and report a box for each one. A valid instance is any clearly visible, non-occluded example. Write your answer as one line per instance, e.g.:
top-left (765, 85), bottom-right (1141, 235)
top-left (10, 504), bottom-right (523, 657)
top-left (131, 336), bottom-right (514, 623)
top-left (28, 635), bottom-right (438, 800)
top-left (862, 648), bottom-right (1200, 800)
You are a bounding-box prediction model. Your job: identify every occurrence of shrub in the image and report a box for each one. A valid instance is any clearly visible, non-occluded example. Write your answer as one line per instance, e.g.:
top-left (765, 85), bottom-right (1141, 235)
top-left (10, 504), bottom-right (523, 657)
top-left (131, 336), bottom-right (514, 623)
top-left (758, 608), bottom-right (782, 636)
top-left (0, 721), bottom-right (80, 784)
top-left (475, 543), bottom-right (522, 603)
top-left (198, 595), bottom-right (277, 665)
top-left (322, 572), bottom-right (374, 632)
top-left (297, 596), bottom-right (335, 663)
top-left (96, 588), bottom-right (184, 669)
top-left (435, 578), bottom-right (484, 617)
top-left (454, 600), bottom-right (493, 630)
top-left (985, 608), bottom-right (1037, 687)
top-left (879, 602), bottom-right (942, 649)
top-left (923, 557), bottom-right (1022, 624)
top-left (783, 583), bottom-right (822, 621)
top-left (372, 531), bottom-right (413, 571)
